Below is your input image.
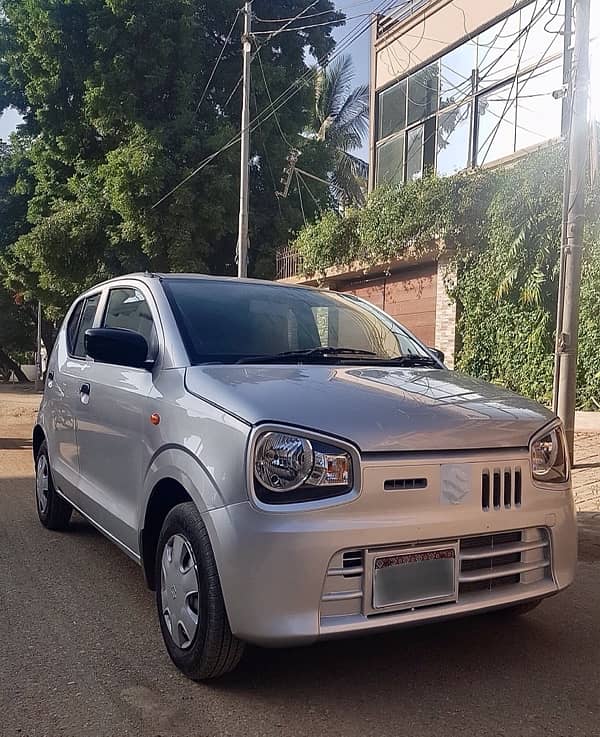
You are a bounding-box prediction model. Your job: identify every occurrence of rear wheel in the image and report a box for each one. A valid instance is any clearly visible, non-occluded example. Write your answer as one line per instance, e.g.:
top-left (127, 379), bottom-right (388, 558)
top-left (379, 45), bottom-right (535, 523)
top-left (155, 502), bottom-right (245, 680)
top-left (35, 440), bottom-right (72, 530)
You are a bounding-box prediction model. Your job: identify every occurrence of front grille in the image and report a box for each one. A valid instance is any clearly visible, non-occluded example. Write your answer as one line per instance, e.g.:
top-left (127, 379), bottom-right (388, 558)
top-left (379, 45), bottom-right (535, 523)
top-left (320, 528), bottom-right (551, 623)
top-left (482, 467), bottom-right (522, 511)
top-left (459, 529), bottom-right (550, 594)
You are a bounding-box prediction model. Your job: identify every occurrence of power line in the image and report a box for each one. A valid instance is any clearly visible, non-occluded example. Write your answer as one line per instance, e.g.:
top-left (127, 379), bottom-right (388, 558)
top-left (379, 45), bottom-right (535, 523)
top-left (195, 8), bottom-right (242, 113)
top-left (253, 14), bottom-right (369, 35)
top-left (254, 42), bottom-right (294, 149)
top-left (153, 0), bottom-right (401, 208)
top-left (254, 0), bottom-right (376, 24)
top-left (296, 171), bottom-right (307, 226)
top-left (478, 9), bottom-right (561, 164)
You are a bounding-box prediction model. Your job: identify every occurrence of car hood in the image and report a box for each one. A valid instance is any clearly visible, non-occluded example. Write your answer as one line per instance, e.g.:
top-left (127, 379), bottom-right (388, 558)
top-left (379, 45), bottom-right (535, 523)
top-left (184, 365), bottom-right (554, 453)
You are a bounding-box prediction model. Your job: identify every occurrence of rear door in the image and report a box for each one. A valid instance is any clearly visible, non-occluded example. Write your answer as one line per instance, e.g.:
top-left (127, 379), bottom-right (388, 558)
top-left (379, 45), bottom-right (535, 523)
top-left (44, 293), bottom-right (101, 503)
top-left (74, 283), bottom-right (158, 555)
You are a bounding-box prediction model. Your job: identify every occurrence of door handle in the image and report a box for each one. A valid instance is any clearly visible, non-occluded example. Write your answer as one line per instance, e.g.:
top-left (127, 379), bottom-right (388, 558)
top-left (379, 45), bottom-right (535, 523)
top-left (47, 371), bottom-right (54, 387)
top-left (80, 383), bottom-right (91, 405)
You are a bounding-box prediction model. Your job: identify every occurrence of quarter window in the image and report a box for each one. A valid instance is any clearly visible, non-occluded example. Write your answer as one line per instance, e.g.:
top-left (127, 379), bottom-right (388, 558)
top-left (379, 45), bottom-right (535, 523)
top-left (66, 300), bottom-right (84, 354)
top-left (72, 294), bottom-right (101, 359)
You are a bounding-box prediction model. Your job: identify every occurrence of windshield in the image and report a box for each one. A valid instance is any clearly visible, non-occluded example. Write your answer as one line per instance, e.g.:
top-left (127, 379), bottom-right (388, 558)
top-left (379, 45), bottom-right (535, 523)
top-left (163, 278), bottom-right (432, 365)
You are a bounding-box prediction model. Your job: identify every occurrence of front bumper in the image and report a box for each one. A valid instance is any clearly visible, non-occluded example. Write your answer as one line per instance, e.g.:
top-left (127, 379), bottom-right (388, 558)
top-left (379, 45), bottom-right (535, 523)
top-left (202, 451), bottom-right (577, 646)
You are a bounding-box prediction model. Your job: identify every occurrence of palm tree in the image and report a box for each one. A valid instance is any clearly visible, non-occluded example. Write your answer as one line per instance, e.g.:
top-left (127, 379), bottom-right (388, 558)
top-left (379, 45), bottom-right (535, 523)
top-left (308, 54), bottom-right (369, 206)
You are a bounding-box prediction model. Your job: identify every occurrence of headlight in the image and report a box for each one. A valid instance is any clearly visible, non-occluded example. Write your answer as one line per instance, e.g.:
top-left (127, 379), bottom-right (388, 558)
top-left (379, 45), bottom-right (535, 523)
top-left (531, 424), bottom-right (569, 484)
top-left (254, 431), bottom-right (353, 503)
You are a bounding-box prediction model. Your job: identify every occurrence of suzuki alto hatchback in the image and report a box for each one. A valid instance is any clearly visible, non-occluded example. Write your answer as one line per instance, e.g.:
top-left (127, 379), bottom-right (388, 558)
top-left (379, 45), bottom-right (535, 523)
top-left (34, 273), bottom-right (577, 680)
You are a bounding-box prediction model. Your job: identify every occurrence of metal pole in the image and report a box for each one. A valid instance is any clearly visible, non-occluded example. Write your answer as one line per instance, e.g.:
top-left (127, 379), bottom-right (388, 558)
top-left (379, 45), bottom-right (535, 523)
top-left (556, 0), bottom-right (591, 461)
top-left (552, 0), bottom-right (573, 414)
top-left (237, 0), bottom-right (252, 278)
top-left (35, 301), bottom-right (42, 392)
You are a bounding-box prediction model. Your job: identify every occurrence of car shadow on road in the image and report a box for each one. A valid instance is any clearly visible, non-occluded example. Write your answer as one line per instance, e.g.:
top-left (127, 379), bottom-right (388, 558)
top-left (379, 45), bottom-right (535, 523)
top-left (213, 608), bottom-right (560, 694)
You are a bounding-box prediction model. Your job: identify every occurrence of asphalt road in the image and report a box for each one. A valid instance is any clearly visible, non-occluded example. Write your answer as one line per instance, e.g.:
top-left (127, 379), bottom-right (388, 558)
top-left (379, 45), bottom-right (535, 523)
top-left (1, 399), bottom-right (600, 737)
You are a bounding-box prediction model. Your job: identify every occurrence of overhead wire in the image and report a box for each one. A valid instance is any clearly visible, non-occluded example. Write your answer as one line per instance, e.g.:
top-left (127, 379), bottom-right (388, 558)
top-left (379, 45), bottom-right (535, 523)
top-left (153, 0), bottom-right (404, 208)
top-left (382, 0), bottom-right (560, 183)
top-left (195, 7), bottom-right (242, 113)
top-left (478, 9), bottom-right (565, 165)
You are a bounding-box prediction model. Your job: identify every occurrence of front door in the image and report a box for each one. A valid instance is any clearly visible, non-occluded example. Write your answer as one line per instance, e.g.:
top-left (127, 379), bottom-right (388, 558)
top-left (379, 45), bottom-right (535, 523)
top-left (74, 285), bottom-right (158, 555)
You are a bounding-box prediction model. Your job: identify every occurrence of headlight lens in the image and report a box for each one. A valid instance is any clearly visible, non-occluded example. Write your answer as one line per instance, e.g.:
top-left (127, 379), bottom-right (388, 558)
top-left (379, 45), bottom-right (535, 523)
top-left (254, 431), bottom-right (353, 503)
top-left (531, 424), bottom-right (569, 484)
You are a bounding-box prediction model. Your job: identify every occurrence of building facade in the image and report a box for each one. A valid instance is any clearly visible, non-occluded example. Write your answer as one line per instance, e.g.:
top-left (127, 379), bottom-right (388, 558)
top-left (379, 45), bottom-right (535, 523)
top-left (278, 0), bottom-right (567, 366)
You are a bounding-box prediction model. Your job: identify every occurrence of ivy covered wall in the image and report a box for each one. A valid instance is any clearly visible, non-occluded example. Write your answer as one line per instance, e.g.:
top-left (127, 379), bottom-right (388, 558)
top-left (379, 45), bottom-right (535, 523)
top-left (290, 146), bottom-right (600, 408)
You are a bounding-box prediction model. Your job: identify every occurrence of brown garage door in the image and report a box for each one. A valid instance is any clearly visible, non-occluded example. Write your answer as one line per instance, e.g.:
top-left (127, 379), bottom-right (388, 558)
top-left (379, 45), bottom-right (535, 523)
top-left (342, 262), bottom-right (437, 346)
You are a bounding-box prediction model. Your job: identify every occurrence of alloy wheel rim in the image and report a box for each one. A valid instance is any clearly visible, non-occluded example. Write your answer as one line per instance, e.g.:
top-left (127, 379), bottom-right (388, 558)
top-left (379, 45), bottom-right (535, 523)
top-left (36, 454), bottom-right (49, 514)
top-left (160, 534), bottom-right (200, 650)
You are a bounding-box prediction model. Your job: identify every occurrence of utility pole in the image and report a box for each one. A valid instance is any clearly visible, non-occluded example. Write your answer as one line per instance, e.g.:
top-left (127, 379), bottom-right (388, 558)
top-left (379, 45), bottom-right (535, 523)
top-left (554, 0), bottom-right (591, 461)
top-left (237, 0), bottom-right (252, 278)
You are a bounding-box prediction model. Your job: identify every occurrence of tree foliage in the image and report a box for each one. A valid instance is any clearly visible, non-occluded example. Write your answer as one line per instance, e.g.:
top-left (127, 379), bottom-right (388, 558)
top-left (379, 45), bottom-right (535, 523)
top-left (290, 145), bottom-right (600, 408)
top-left (306, 54), bottom-right (368, 205)
top-left (0, 0), bottom-right (343, 315)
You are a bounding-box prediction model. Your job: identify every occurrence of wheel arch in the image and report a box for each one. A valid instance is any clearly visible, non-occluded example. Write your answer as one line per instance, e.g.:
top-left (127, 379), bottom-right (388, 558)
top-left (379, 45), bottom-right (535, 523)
top-left (140, 478), bottom-right (192, 590)
top-left (32, 424), bottom-right (45, 462)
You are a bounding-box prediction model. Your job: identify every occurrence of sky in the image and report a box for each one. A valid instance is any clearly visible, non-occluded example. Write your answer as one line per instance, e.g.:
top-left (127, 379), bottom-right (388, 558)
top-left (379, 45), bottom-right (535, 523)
top-left (1, 0), bottom-right (599, 151)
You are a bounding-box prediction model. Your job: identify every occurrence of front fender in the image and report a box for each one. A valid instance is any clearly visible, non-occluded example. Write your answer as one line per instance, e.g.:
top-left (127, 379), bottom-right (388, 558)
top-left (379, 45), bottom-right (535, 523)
top-left (141, 445), bottom-right (226, 520)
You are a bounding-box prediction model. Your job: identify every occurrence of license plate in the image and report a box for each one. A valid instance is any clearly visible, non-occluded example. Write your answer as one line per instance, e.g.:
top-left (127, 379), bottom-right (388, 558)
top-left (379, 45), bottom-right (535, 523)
top-left (372, 546), bottom-right (458, 611)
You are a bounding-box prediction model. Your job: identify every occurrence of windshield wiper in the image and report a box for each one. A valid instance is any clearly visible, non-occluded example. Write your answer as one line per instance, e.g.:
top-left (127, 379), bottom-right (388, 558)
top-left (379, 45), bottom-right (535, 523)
top-left (236, 347), bottom-right (377, 364)
top-left (385, 354), bottom-right (441, 367)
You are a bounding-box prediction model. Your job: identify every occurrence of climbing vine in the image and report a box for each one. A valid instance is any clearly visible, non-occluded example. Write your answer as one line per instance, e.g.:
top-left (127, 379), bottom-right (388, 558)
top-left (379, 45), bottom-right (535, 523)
top-left (290, 145), bottom-right (600, 408)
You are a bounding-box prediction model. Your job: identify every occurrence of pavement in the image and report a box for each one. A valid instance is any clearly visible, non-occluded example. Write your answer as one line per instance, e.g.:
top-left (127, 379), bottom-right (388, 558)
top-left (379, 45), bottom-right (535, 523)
top-left (1, 385), bottom-right (600, 737)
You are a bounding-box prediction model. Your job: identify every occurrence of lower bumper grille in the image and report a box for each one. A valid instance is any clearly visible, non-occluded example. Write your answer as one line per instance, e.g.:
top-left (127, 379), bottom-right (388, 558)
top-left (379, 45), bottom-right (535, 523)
top-left (320, 528), bottom-right (551, 621)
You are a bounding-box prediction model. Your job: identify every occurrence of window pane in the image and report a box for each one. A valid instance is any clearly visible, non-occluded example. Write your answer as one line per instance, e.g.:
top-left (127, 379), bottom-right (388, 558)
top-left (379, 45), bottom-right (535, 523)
top-left (66, 300), bottom-right (84, 354)
top-left (477, 10), bottom-right (522, 89)
top-left (406, 125), bottom-right (424, 181)
top-left (440, 41), bottom-right (476, 108)
top-left (477, 83), bottom-right (516, 165)
top-left (104, 287), bottom-right (157, 357)
top-left (437, 102), bottom-right (471, 176)
top-left (407, 62), bottom-right (439, 125)
top-left (516, 62), bottom-right (563, 150)
top-left (378, 79), bottom-right (407, 140)
top-left (73, 294), bottom-right (100, 358)
top-left (519, 0), bottom-right (564, 71)
top-left (376, 133), bottom-right (405, 186)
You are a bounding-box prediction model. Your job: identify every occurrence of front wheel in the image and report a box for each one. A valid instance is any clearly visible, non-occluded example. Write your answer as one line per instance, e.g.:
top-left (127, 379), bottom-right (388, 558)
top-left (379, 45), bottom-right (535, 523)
top-left (35, 440), bottom-right (72, 530)
top-left (155, 502), bottom-right (245, 680)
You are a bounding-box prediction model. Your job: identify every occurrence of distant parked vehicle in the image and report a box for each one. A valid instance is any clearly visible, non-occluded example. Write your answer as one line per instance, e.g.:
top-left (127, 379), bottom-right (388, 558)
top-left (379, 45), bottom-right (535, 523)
top-left (34, 273), bottom-right (577, 680)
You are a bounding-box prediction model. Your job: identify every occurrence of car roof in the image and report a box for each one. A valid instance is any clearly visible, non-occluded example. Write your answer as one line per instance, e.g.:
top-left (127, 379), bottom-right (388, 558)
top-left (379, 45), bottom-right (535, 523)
top-left (84, 272), bottom-right (326, 294)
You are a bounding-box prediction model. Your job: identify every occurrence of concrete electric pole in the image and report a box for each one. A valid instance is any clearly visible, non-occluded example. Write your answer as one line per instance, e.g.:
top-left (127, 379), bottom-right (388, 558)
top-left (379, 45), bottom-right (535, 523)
top-left (237, 0), bottom-right (252, 278)
top-left (554, 0), bottom-right (591, 461)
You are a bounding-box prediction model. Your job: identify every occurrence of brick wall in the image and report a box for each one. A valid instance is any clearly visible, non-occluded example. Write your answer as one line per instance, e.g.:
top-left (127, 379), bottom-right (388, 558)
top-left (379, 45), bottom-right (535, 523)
top-left (434, 252), bottom-right (457, 368)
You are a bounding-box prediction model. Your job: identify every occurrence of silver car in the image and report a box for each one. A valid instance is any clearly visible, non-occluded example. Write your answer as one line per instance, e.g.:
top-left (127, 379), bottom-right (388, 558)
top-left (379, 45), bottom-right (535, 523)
top-left (34, 273), bottom-right (577, 680)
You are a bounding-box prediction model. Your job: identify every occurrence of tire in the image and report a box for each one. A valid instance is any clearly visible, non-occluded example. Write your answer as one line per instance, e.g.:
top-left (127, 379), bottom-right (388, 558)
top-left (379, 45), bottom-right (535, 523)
top-left (35, 440), bottom-right (73, 530)
top-left (155, 502), bottom-right (245, 680)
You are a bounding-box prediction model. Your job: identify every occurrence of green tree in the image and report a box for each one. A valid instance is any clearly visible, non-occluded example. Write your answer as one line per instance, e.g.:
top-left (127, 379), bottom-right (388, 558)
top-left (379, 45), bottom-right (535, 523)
top-left (0, 0), bottom-right (342, 314)
top-left (307, 54), bottom-right (369, 206)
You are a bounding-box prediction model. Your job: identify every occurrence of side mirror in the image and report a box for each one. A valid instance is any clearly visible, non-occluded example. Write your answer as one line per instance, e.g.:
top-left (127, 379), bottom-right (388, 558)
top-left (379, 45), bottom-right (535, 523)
top-left (85, 328), bottom-right (150, 369)
top-left (428, 347), bottom-right (445, 364)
